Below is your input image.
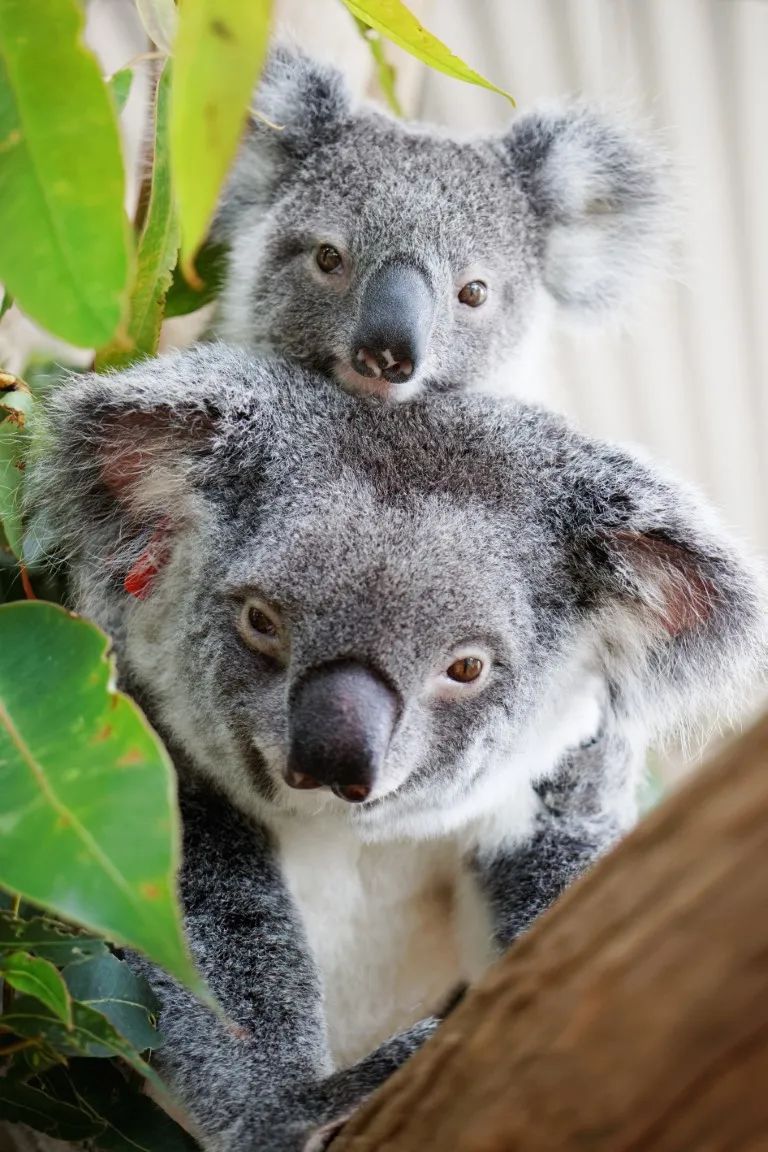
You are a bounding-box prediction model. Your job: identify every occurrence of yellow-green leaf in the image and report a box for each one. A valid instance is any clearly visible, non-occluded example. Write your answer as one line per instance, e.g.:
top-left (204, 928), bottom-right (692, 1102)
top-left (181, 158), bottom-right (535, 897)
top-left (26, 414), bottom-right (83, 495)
top-left (0, 601), bottom-right (206, 1001)
top-left (354, 18), bottom-right (402, 117)
top-left (340, 0), bottom-right (514, 105)
top-left (0, 950), bottom-right (73, 1026)
top-left (0, 0), bottom-right (132, 347)
top-left (171, 0), bottom-right (273, 277)
top-left (96, 62), bottom-right (178, 370)
top-left (108, 68), bottom-right (134, 116)
top-left (0, 372), bottom-right (33, 558)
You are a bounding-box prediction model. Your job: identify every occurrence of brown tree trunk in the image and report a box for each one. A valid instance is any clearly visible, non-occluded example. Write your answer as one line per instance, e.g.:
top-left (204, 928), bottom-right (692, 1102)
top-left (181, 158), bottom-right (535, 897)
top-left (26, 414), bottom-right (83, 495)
top-left (332, 714), bottom-right (768, 1152)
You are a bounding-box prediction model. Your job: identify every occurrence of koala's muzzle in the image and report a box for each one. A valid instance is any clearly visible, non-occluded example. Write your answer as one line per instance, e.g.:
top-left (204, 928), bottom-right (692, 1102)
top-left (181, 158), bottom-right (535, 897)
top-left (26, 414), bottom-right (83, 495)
top-left (286, 661), bottom-right (399, 803)
top-left (351, 262), bottom-right (435, 386)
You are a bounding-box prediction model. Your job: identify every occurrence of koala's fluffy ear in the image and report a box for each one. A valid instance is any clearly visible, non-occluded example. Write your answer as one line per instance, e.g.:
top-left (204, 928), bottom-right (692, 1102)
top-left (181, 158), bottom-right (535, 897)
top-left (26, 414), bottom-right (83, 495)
top-left (26, 346), bottom-right (267, 598)
top-left (565, 443), bottom-right (767, 733)
top-left (501, 107), bottom-right (671, 313)
top-left (214, 44), bottom-right (351, 238)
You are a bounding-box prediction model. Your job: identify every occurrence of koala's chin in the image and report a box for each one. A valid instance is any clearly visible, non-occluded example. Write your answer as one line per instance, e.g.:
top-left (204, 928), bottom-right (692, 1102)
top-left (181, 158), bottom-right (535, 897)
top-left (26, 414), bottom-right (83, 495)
top-left (332, 359), bottom-right (425, 404)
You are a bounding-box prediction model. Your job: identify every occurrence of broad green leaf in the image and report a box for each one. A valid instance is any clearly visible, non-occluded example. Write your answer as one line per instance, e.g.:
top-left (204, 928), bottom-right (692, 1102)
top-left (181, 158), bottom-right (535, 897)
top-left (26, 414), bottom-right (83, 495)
top-left (0, 601), bottom-right (206, 999)
top-left (62, 953), bottom-right (162, 1052)
top-left (354, 18), bottom-right (402, 117)
top-left (0, 372), bottom-right (33, 558)
top-left (0, 950), bottom-right (72, 1024)
top-left (52, 1061), bottom-right (201, 1152)
top-left (0, 0), bottom-right (131, 346)
top-left (0, 1079), bottom-right (103, 1142)
top-left (171, 0), bottom-right (273, 276)
top-left (0, 287), bottom-right (12, 320)
top-left (96, 62), bottom-right (178, 370)
top-left (1, 996), bottom-right (164, 1088)
top-left (339, 0), bottom-right (514, 104)
top-left (164, 240), bottom-right (227, 319)
top-left (109, 68), bottom-right (134, 116)
top-left (0, 912), bottom-right (108, 964)
top-left (5, 1040), bottom-right (69, 1079)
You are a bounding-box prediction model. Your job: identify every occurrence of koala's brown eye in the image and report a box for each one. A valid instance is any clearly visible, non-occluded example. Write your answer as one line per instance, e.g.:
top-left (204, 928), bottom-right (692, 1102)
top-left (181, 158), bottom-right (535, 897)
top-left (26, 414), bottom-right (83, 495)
top-left (316, 244), bottom-right (343, 274)
top-left (458, 280), bottom-right (487, 307)
top-left (247, 606), bottom-right (277, 637)
top-left (238, 600), bottom-right (284, 657)
top-left (446, 656), bottom-right (484, 683)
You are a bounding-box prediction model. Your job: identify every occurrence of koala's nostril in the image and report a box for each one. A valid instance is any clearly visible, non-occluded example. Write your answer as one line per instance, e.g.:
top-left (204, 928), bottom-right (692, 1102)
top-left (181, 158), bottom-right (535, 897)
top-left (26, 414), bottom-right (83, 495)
top-left (354, 346), bottom-right (415, 384)
top-left (350, 261), bottom-right (435, 389)
top-left (288, 659), bottom-right (400, 801)
top-left (284, 768), bottom-right (323, 791)
top-left (332, 782), bottom-right (371, 804)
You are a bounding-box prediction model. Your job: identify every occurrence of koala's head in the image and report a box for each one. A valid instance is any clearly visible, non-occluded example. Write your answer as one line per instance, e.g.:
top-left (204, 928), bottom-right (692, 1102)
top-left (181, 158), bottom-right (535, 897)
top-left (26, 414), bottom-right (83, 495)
top-left (213, 46), bottom-right (670, 401)
top-left (34, 346), bottom-right (763, 840)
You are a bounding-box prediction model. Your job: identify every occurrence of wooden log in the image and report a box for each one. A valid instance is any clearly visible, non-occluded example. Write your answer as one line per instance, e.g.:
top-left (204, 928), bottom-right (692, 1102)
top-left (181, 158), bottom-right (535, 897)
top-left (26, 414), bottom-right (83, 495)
top-left (331, 714), bottom-right (768, 1152)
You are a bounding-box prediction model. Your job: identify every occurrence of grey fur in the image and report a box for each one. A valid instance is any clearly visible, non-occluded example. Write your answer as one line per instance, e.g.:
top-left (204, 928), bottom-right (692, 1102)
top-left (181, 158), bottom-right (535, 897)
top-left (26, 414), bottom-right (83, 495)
top-left (213, 45), bottom-right (671, 400)
top-left (28, 345), bottom-right (765, 1149)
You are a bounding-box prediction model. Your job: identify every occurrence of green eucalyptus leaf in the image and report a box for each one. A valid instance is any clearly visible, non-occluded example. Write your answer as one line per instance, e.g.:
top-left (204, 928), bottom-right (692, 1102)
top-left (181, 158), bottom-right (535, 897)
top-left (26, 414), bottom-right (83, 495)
top-left (164, 240), bottom-right (227, 318)
top-left (32, 1061), bottom-right (201, 1151)
top-left (171, 0), bottom-right (273, 275)
top-left (56, 1060), bottom-right (201, 1151)
top-left (97, 62), bottom-right (178, 370)
top-left (62, 953), bottom-right (162, 1052)
top-left (0, 0), bottom-right (131, 346)
top-left (0, 1078), bottom-right (103, 1141)
top-left (0, 601), bottom-right (206, 1000)
top-left (0, 911), bottom-right (109, 965)
top-left (1, 997), bottom-right (163, 1088)
top-left (354, 18), bottom-right (402, 116)
top-left (0, 288), bottom-right (12, 320)
top-left (0, 372), bottom-right (33, 558)
top-left (340, 0), bottom-right (514, 104)
top-left (109, 68), bottom-right (134, 116)
top-left (0, 950), bottom-right (72, 1024)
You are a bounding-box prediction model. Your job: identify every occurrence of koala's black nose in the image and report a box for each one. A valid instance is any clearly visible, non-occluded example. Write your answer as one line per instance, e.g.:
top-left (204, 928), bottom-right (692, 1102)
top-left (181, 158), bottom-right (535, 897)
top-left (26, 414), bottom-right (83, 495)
top-left (351, 262), bottom-right (435, 386)
top-left (286, 661), bottom-right (399, 803)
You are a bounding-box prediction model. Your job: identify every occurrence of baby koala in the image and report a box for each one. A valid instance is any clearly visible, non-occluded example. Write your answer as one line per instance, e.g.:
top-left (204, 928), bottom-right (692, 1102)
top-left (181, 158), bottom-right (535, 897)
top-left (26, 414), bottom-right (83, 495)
top-left (33, 346), bottom-right (763, 1151)
top-left (213, 46), bottom-right (669, 401)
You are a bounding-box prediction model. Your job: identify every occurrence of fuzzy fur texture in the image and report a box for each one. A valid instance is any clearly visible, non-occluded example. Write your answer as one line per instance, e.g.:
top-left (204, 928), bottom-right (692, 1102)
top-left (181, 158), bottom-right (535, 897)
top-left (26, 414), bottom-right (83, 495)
top-left (212, 45), bottom-right (671, 400)
top-left (29, 346), bottom-right (766, 1149)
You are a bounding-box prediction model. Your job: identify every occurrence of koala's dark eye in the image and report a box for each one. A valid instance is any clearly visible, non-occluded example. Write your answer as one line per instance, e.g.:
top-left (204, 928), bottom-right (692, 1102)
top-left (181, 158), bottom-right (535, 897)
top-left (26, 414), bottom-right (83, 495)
top-left (248, 607), bottom-right (277, 637)
top-left (238, 599), bottom-right (284, 658)
top-left (446, 656), bottom-right (484, 682)
top-left (458, 280), bottom-right (487, 308)
top-left (316, 244), bottom-right (343, 274)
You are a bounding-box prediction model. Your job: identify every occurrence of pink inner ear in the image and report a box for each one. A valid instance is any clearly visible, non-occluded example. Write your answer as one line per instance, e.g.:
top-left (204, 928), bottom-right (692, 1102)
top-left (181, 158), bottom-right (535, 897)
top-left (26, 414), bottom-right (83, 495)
top-left (101, 445), bottom-right (149, 498)
top-left (612, 530), bottom-right (717, 637)
top-left (124, 519), bottom-right (172, 600)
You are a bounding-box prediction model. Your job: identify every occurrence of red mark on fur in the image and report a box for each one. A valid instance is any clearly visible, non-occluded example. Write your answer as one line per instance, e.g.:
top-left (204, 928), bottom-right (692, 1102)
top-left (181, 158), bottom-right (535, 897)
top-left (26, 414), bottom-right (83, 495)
top-left (123, 521), bottom-right (171, 600)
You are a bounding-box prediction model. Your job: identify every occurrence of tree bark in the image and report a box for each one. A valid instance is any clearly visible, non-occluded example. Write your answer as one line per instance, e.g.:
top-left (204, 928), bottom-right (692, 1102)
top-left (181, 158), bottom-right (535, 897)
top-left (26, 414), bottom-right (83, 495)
top-left (331, 714), bottom-right (768, 1152)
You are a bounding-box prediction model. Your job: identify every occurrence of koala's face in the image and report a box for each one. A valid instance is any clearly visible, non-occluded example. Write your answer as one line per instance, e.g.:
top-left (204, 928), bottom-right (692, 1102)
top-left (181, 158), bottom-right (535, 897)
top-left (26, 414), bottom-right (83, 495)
top-left (219, 126), bottom-right (538, 402)
top-left (38, 348), bottom-right (763, 841)
top-left (214, 47), bottom-right (669, 401)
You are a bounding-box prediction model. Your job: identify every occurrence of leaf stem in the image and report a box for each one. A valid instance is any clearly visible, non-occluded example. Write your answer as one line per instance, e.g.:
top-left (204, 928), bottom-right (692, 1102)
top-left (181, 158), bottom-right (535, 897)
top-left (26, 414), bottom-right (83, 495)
top-left (0, 1037), bottom-right (37, 1057)
top-left (19, 563), bottom-right (36, 600)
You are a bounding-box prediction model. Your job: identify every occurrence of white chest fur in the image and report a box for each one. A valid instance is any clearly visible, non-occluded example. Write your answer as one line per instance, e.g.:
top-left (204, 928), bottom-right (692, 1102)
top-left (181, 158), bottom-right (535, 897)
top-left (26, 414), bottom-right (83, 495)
top-left (276, 818), bottom-right (465, 1068)
top-left (271, 666), bottom-right (607, 1068)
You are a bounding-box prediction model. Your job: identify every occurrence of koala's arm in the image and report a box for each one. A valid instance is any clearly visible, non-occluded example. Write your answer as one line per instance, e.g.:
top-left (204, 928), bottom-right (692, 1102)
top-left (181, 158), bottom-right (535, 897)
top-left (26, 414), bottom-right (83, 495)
top-left (470, 725), bottom-right (640, 949)
top-left (130, 779), bottom-right (436, 1152)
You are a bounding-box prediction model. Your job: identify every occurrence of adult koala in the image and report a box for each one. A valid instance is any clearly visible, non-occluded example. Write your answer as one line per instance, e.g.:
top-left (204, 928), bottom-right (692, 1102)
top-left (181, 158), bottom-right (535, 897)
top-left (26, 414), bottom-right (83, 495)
top-left (32, 345), bottom-right (764, 1150)
top-left (213, 46), bottom-right (669, 400)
